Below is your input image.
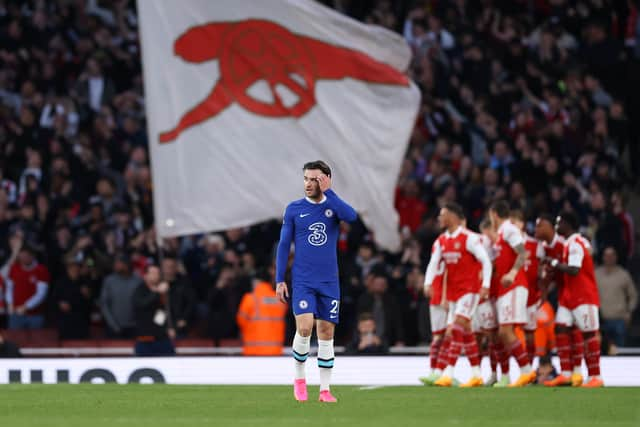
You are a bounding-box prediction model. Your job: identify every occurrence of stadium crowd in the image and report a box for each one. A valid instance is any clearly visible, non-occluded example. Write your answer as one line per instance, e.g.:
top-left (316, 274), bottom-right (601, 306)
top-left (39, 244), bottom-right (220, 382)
top-left (0, 0), bottom-right (638, 352)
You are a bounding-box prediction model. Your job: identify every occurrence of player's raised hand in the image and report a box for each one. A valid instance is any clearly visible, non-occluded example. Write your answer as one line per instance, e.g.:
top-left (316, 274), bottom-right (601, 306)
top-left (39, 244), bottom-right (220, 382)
top-left (276, 282), bottom-right (289, 304)
top-left (317, 174), bottom-right (331, 193)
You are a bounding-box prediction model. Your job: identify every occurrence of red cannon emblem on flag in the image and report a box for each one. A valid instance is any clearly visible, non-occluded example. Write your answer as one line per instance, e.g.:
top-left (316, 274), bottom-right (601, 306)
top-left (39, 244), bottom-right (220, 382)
top-left (159, 19), bottom-right (409, 143)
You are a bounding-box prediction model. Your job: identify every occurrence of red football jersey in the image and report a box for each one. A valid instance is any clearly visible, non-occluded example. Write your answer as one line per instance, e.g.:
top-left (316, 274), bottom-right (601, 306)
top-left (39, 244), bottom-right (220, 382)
top-left (437, 227), bottom-right (485, 301)
top-left (524, 234), bottom-right (544, 305)
top-left (492, 220), bottom-right (528, 297)
top-left (9, 262), bottom-right (50, 314)
top-left (562, 234), bottom-right (600, 309)
top-left (542, 234), bottom-right (567, 305)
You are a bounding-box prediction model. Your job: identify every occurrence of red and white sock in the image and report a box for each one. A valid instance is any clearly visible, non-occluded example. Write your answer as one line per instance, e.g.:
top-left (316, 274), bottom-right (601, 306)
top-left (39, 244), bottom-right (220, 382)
top-left (509, 339), bottom-right (532, 374)
top-left (556, 331), bottom-right (572, 377)
top-left (430, 337), bottom-right (443, 370)
top-left (463, 330), bottom-right (481, 377)
top-left (447, 323), bottom-right (465, 370)
top-left (495, 340), bottom-right (510, 376)
top-left (585, 334), bottom-right (601, 378)
top-left (571, 328), bottom-right (585, 374)
top-left (436, 335), bottom-right (452, 371)
top-left (526, 335), bottom-right (536, 364)
top-left (489, 339), bottom-right (498, 374)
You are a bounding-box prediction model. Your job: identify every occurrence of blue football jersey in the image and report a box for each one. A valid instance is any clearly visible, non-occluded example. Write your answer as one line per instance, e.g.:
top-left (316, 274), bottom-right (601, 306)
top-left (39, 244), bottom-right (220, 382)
top-left (275, 189), bottom-right (357, 284)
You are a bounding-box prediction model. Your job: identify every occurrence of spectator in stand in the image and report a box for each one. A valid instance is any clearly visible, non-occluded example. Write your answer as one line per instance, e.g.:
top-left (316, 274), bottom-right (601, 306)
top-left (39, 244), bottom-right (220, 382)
top-left (132, 264), bottom-right (175, 356)
top-left (2, 233), bottom-right (50, 330)
top-left (54, 254), bottom-right (92, 340)
top-left (161, 255), bottom-right (195, 339)
top-left (596, 247), bottom-right (638, 347)
top-left (207, 264), bottom-right (243, 344)
top-left (99, 253), bottom-right (141, 338)
top-left (611, 191), bottom-right (635, 264)
top-left (395, 179), bottom-right (427, 233)
top-left (347, 312), bottom-right (388, 355)
top-left (356, 271), bottom-right (404, 348)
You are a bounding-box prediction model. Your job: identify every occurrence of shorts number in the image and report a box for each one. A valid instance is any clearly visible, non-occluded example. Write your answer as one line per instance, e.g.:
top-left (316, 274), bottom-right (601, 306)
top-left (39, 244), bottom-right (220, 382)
top-left (330, 300), bottom-right (339, 314)
top-left (308, 222), bottom-right (327, 246)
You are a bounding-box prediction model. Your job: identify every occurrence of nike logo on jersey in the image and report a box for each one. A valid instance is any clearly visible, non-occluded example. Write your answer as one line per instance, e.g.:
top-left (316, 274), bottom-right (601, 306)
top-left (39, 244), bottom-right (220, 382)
top-left (300, 213), bottom-right (310, 217)
top-left (330, 315), bottom-right (338, 319)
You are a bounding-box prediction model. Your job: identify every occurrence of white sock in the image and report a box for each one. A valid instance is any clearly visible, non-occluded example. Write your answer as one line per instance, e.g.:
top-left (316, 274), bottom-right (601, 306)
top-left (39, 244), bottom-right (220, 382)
top-left (293, 332), bottom-right (310, 380)
top-left (573, 366), bottom-right (582, 375)
top-left (521, 364), bottom-right (532, 374)
top-left (434, 368), bottom-right (443, 376)
top-left (562, 370), bottom-right (572, 377)
top-left (471, 366), bottom-right (481, 378)
top-left (443, 365), bottom-right (453, 378)
top-left (318, 339), bottom-right (334, 391)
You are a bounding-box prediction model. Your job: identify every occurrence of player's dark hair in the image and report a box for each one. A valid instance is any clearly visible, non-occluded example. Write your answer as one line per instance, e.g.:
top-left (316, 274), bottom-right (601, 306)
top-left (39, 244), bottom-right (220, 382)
top-left (537, 213), bottom-right (555, 225)
top-left (510, 209), bottom-right (525, 222)
top-left (443, 202), bottom-right (465, 220)
top-left (559, 211), bottom-right (580, 231)
top-left (479, 217), bottom-right (492, 230)
top-left (489, 200), bottom-right (510, 219)
top-left (358, 312), bottom-right (375, 322)
top-left (303, 160), bottom-right (331, 177)
top-left (539, 354), bottom-right (552, 366)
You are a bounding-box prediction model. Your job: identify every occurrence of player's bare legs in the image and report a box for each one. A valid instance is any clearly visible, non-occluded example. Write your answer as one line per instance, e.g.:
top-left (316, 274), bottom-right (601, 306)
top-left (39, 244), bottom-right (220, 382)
top-left (292, 313), bottom-right (314, 401)
top-left (317, 320), bottom-right (337, 402)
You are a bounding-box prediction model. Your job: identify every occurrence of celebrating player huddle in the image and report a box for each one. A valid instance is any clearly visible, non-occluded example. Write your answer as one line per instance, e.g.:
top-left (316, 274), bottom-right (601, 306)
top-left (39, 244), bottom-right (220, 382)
top-left (420, 202), bottom-right (603, 388)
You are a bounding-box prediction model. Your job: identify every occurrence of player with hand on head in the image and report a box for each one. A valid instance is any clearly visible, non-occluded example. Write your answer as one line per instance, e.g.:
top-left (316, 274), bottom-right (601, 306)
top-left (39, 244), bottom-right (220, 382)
top-left (275, 160), bottom-right (357, 403)
top-left (544, 212), bottom-right (603, 388)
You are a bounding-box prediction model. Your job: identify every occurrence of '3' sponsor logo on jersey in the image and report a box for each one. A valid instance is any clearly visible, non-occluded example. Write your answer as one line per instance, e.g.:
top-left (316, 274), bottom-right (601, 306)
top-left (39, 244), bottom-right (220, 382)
top-left (308, 222), bottom-right (328, 246)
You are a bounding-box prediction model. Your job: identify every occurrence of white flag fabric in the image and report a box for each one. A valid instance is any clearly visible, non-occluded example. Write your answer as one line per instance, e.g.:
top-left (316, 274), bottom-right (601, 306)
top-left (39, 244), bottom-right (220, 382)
top-left (138, 0), bottom-right (420, 250)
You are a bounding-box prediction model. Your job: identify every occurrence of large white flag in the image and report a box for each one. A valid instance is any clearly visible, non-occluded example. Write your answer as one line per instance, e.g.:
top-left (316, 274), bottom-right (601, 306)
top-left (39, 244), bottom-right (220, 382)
top-left (138, 0), bottom-right (420, 250)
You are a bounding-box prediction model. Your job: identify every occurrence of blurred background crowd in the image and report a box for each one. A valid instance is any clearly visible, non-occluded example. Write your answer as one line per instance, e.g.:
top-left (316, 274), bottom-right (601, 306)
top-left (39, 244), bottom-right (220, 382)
top-left (0, 0), bottom-right (638, 353)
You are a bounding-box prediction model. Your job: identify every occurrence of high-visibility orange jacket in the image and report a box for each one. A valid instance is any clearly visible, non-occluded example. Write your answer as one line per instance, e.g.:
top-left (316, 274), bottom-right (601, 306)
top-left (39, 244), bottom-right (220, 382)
top-left (536, 300), bottom-right (556, 356)
top-left (236, 281), bottom-right (287, 356)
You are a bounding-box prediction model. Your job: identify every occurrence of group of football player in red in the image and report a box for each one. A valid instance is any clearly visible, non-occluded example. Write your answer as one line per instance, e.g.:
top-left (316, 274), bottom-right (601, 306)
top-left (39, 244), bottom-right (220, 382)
top-left (420, 201), bottom-right (603, 388)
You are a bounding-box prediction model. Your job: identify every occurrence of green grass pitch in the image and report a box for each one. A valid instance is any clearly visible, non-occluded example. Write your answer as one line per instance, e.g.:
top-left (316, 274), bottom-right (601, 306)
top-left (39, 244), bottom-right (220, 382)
top-left (0, 385), bottom-right (638, 427)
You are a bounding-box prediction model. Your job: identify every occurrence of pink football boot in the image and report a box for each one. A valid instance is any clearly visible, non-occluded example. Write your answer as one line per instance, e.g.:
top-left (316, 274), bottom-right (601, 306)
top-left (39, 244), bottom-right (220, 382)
top-left (293, 379), bottom-right (308, 402)
top-left (318, 390), bottom-right (337, 403)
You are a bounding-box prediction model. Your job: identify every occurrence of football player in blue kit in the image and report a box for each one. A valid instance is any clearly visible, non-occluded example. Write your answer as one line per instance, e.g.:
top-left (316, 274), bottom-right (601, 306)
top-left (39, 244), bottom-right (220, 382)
top-left (275, 160), bottom-right (357, 403)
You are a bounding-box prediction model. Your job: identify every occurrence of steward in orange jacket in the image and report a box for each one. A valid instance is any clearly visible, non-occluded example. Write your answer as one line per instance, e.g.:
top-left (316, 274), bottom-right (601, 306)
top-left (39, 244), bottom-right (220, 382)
top-left (237, 280), bottom-right (287, 355)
